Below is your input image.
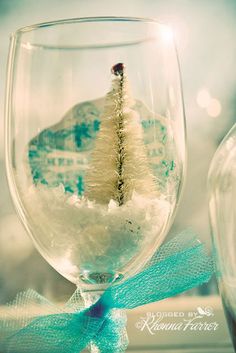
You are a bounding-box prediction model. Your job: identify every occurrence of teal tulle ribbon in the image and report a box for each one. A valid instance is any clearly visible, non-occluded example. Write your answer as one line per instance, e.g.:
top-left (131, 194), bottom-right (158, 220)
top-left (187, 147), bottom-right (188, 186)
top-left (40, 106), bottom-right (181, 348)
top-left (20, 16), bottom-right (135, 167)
top-left (0, 231), bottom-right (213, 353)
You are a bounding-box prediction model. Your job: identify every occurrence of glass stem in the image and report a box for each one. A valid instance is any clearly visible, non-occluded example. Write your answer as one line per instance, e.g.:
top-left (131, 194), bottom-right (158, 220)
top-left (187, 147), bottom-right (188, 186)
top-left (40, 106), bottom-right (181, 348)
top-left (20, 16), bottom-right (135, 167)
top-left (81, 289), bottom-right (104, 353)
top-left (81, 289), bottom-right (104, 307)
top-left (80, 289), bottom-right (128, 353)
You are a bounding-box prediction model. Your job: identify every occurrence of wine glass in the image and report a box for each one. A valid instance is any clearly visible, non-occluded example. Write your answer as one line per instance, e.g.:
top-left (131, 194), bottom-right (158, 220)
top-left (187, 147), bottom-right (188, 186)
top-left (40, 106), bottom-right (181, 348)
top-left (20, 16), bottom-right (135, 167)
top-left (208, 123), bottom-right (236, 352)
top-left (5, 16), bottom-right (186, 350)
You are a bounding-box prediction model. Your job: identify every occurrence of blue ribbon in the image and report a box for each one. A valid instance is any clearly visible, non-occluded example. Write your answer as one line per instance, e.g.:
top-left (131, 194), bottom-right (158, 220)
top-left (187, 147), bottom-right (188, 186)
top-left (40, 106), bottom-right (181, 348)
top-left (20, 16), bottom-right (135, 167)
top-left (0, 231), bottom-right (213, 353)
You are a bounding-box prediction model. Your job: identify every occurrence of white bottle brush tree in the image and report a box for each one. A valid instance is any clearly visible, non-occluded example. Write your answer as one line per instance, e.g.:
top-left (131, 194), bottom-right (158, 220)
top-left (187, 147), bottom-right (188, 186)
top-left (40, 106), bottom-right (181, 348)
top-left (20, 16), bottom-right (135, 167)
top-left (85, 63), bottom-right (157, 206)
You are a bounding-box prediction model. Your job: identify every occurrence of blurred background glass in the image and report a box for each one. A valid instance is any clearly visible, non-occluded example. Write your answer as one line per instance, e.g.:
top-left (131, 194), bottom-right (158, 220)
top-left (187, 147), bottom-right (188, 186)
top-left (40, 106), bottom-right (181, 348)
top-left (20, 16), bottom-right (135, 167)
top-left (1, 0), bottom-right (235, 302)
top-left (208, 124), bottom-right (236, 351)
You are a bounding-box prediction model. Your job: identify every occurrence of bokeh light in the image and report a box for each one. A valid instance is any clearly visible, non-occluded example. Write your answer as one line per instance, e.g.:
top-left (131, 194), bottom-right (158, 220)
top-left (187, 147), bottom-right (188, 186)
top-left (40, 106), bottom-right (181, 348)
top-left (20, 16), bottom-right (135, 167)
top-left (207, 98), bottom-right (222, 118)
top-left (196, 89), bottom-right (211, 108)
top-left (160, 25), bottom-right (174, 43)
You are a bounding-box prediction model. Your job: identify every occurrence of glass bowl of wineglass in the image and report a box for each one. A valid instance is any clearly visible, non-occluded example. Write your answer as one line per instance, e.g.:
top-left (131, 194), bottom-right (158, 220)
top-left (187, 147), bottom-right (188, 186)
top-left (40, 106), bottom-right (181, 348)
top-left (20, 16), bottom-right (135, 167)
top-left (5, 16), bottom-right (186, 350)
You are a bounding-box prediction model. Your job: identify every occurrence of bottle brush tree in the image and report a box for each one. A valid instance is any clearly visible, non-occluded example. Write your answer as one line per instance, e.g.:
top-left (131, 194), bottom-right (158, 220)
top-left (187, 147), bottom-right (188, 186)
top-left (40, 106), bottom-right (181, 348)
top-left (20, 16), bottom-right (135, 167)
top-left (85, 63), bottom-right (157, 205)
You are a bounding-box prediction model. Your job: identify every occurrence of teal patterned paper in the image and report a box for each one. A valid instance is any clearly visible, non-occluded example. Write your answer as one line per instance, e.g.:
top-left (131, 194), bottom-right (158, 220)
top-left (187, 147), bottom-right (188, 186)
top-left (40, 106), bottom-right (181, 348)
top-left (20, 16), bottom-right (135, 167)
top-left (28, 98), bottom-right (177, 196)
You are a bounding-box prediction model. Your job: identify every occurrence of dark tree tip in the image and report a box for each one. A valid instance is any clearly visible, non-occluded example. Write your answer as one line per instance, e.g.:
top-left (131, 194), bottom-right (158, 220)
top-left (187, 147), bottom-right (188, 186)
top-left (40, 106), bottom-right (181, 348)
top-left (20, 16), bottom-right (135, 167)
top-left (111, 63), bottom-right (125, 76)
